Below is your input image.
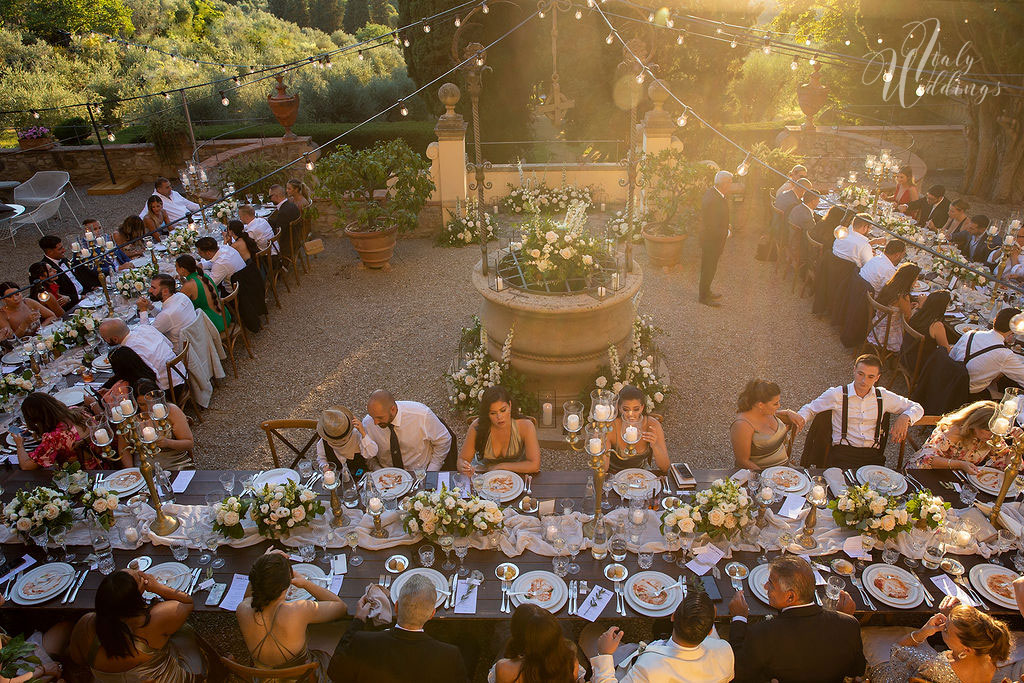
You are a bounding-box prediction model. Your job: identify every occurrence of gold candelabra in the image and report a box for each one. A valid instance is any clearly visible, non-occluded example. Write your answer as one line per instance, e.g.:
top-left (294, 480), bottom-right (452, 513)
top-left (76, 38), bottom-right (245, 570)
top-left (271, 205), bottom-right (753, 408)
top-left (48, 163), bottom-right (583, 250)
top-left (986, 387), bottom-right (1023, 527)
top-left (565, 392), bottom-right (617, 536)
top-left (368, 502), bottom-right (388, 539)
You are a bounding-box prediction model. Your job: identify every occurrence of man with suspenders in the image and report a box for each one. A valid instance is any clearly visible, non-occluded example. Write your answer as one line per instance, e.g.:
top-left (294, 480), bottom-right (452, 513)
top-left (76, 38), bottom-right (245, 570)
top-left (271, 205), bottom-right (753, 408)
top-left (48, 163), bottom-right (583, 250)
top-left (949, 307), bottom-right (1024, 399)
top-left (793, 354), bottom-right (923, 469)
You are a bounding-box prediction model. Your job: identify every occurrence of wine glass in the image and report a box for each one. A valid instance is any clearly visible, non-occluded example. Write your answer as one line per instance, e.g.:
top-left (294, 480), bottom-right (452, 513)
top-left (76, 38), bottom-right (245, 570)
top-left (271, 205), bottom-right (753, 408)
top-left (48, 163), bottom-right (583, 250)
top-left (50, 526), bottom-right (69, 562)
top-left (317, 527), bottom-right (333, 568)
top-left (219, 472), bottom-right (235, 495)
top-left (602, 478), bottom-right (613, 510)
top-left (346, 530), bottom-right (363, 567)
top-left (29, 527), bottom-right (50, 561)
top-left (558, 498), bottom-right (575, 516)
top-left (453, 536), bottom-right (470, 577)
top-left (188, 525), bottom-right (210, 565)
top-left (662, 530), bottom-right (679, 564)
top-left (438, 534), bottom-right (456, 571)
top-left (206, 529), bottom-right (224, 569)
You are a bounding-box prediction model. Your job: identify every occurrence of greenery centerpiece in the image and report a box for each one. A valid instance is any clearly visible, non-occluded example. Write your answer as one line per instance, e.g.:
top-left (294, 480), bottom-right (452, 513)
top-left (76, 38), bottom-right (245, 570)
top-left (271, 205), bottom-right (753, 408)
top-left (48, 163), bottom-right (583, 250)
top-left (905, 490), bottom-right (951, 531)
top-left (79, 484), bottom-right (119, 530)
top-left (249, 481), bottom-right (324, 539)
top-left (212, 495), bottom-right (252, 539)
top-left (0, 635), bottom-right (43, 681)
top-left (400, 485), bottom-right (504, 540)
top-left (114, 263), bottom-right (157, 299)
top-left (2, 486), bottom-right (73, 538)
top-left (511, 201), bottom-right (602, 290)
top-left (166, 222), bottom-right (200, 256)
top-left (828, 483), bottom-right (912, 541)
top-left (660, 478), bottom-right (753, 540)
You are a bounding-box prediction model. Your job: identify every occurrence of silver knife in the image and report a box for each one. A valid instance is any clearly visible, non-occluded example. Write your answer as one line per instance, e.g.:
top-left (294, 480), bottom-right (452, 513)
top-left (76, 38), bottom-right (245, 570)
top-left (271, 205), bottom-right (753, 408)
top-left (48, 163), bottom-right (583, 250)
top-left (68, 569), bottom-right (89, 603)
top-left (61, 570), bottom-right (82, 603)
top-left (447, 574), bottom-right (457, 609)
top-left (186, 567), bottom-right (201, 595)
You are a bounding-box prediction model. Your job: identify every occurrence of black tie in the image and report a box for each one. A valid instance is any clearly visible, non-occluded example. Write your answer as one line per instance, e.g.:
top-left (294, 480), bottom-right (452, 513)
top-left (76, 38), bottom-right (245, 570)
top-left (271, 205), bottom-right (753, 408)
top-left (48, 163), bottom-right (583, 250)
top-left (386, 423), bottom-right (404, 469)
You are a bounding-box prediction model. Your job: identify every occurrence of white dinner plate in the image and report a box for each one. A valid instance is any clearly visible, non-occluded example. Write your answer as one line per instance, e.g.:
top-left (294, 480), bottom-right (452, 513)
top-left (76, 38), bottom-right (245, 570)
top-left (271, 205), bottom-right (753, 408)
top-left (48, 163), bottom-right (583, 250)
top-left (13, 562), bottom-right (75, 605)
top-left (254, 468), bottom-right (300, 490)
top-left (287, 564), bottom-right (327, 601)
top-left (91, 353), bottom-right (111, 371)
top-left (969, 563), bottom-right (1020, 610)
top-left (912, 281), bottom-right (930, 293)
top-left (747, 564), bottom-right (772, 605)
top-left (477, 470), bottom-right (524, 502)
top-left (3, 432), bottom-right (40, 449)
top-left (510, 570), bottom-right (568, 614)
top-left (371, 468), bottom-right (413, 498)
top-left (612, 469), bottom-right (661, 499)
top-left (390, 567), bottom-right (449, 608)
top-left (52, 387), bottom-right (87, 406)
top-left (78, 295), bottom-right (105, 309)
top-left (1, 350), bottom-right (27, 365)
top-left (103, 468), bottom-right (146, 497)
top-left (623, 571), bottom-right (682, 617)
top-left (969, 467), bottom-right (1022, 497)
top-left (862, 563), bottom-right (923, 608)
top-left (955, 323), bottom-right (985, 335)
top-left (762, 466), bottom-right (810, 494)
top-left (144, 561), bottom-right (191, 600)
top-left (856, 465), bottom-right (907, 495)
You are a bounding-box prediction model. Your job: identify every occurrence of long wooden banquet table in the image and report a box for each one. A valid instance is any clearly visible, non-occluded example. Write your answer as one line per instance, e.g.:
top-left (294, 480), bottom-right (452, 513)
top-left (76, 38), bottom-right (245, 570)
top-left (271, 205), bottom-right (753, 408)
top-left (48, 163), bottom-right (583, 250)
top-left (0, 467), bottom-right (1020, 621)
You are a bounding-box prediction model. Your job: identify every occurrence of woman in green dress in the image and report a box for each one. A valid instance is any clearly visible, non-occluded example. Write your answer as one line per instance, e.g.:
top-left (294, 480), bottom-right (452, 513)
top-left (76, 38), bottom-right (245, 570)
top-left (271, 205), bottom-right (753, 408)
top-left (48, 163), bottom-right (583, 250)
top-left (174, 254), bottom-right (230, 332)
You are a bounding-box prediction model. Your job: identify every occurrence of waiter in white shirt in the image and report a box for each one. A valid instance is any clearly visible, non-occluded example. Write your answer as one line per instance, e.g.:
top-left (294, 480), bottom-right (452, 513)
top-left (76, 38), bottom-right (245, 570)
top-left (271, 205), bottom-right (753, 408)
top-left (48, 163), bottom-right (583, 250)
top-left (949, 307), bottom-right (1024, 397)
top-left (793, 354), bottom-right (923, 468)
top-left (136, 273), bottom-right (197, 351)
top-left (196, 237), bottom-right (245, 287)
top-left (832, 213), bottom-right (881, 268)
top-left (858, 239), bottom-right (906, 294)
top-left (98, 318), bottom-right (181, 391)
top-left (238, 205), bottom-right (277, 254)
top-left (138, 178), bottom-right (200, 224)
top-left (361, 390), bottom-right (452, 472)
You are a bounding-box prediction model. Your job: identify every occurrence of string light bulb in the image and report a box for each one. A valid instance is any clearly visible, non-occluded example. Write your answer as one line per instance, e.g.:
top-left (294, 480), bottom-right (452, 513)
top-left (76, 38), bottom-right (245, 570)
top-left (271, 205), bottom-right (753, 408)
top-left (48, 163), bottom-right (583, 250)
top-left (31, 110), bottom-right (39, 119)
top-left (844, 39), bottom-right (851, 46)
top-left (574, 9), bottom-right (582, 19)
top-left (399, 101), bottom-right (409, 116)
top-left (393, 34), bottom-right (401, 45)
top-left (762, 38), bottom-right (771, 55)
top-left (220, 91), bottom-right (229, 106)
top-left (805, 37), bottom-right (812, 45)
top-left (676, 33), bottom-right (684, 45)
top-left (454, 16), bottom-right (461, 26)
top-left (877, 37), bottom-right (883, 44)
top-left (232, 75), bottom-right (241, 85)
top-left (606, 32), bottom-right (614, 44)
top-left (403, 37), bottom-right (410, 47)
top-left (736, 153), bottom-right (750, 176)
top-left (325, 56), bottom-right (332, 68)
top-left (716, 26), bottom-right (722, 34)
top-left (587, 0), bottom-right (594, 6)
top-left (882, 69), bottom-right (893, 83)
top-left (809, 56), bottom-right (817, 66)
top-left (648, 12), bottom-right (655, 22)
top-left (916, 84), bottom-right (926, 97)
top-left (474, 53), bottom-right (484, 66)
top-left (635, 72), bottom-right (644, 85)
top-left (358, 50), bottom-right (364, 60)
top-left (730, 39), bottom-right (737, 48)
top-left (676, 109), bottom-right (688, 127)
top-left (481, 1), bottom-right (488, 12)
top-left (162, 91), bottom-right (170, 99)
top-left (304, 154), bottom-right (314, 171)
top-left (538, 9), bottom-right (544, 17)
top-left (666, 19), bottom-right (673, 28)
top-left (423, 23), bottom-right (430, 32)
top-left (105, 126), bottom-right (115, 142)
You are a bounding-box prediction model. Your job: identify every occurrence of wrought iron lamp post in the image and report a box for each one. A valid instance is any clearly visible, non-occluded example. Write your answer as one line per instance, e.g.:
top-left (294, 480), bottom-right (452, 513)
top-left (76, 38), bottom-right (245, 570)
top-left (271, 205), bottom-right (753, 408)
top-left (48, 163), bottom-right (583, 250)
top-left (459, 42), bottom-right (493, 276)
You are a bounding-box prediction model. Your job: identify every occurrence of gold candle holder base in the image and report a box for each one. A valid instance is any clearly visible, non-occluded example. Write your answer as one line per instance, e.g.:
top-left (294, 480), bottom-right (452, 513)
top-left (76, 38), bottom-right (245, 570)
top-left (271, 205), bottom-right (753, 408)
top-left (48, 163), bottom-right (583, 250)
top-left (798, 504), bottom-right (818, 549)
top-left (565, 431), bottom-right (583, 451)
top-left (369, 510), bottom-right (388, 539)
top-left (140, 443), bottom-right (179, 536)
top-left (330, 489), bottom-right (347, 528)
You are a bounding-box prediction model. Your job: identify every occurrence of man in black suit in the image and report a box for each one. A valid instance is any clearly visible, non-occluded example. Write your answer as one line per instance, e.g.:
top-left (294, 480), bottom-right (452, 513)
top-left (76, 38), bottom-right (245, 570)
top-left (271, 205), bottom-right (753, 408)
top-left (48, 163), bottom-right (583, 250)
top-left (699, 170), bottom-right (733, 307)
top-left (267, 184), bottom-right (300, 258)
top-left (728, 555), bottom-right (865, 683)
top-left (328, 575), bottom-right (468, 683)
top-left (951, 215), bottom-right (994, 264)
top-left (37, 235), bottom-right (99, 309)
top-left (903, 183), bottom-right (950, 231)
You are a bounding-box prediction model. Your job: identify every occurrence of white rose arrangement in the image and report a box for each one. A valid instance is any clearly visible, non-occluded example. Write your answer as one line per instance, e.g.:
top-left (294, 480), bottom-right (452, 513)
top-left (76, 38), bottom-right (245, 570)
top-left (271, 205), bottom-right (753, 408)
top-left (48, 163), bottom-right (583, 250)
top-left (401, 485), bottom-right (504, 540)
top-left (904, 490), bottom-right (951, 531)
top-left (248, 481), bottom-right (324, 539)
top-left (213, 197), bottom-right (239, 225)
top-left (1, 369), bottom-right (35, 403)
top-left (828, 483), bottom-right (913, 541)
top-left (590, 314), bottom-right (671, 412)
top-left (515, 203), bottom-right (602, 287)
top-left (114, 263), bottom-right (157, 299)
top-left (79, 484), bottom-right (120, 530)
top-left (3, 486), bottom-right (73, 538)
top-left (660, 478), bottom-right (752, 540)
top-left (440, 197), bottom-right (496, 247)
top-left (445, 317), bottom-right (520, 414)
top-left (165, 223), bottom-right (200, 256)
top-left (213, 495), bottom-right (252, 539)
top-left (606, 210), bottom-right (647, 244)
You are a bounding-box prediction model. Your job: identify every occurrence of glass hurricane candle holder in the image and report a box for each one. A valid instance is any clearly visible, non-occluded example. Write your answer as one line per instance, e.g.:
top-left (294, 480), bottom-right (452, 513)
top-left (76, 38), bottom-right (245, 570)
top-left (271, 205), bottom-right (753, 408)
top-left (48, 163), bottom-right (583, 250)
top-left (562, 400), bottom-right (584, 450)
top-left (620, 416), bottom-right (642, 456)
top-left (589, 389), bottom-right (616, 429)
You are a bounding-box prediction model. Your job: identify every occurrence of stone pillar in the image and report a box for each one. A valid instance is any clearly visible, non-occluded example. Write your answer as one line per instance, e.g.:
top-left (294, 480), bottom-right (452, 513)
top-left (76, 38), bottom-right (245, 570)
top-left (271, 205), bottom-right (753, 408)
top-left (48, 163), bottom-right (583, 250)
top-left (641, 81), bottom-right (677, 157)
top-left (433, 83), bottom-right (468, 217)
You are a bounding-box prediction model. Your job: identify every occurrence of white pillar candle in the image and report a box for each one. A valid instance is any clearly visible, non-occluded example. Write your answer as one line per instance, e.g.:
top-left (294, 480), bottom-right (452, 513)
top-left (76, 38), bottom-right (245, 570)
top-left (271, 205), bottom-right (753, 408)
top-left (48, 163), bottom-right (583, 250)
top-left (611, 273), bottom-right (620, 289)
top-left (594, 404), bottom-right (610, 421)
top-left (597, 286), bottom-right (607, 298)
top-left (70, 242), bottom-right (80, 253)
top-left (1000, 399), bottom-right (1018, 416)
top-left (495, 275), bottom-right (504, 291)
top-left (541, 402), bottom-right (553, 426)
top-left (624, 425), bottom-right (639, 442)
top-left (142, 426), bottom-right (157, 442)
top-left (492, 205), bottom-right (499, 214)
top-left (566, 414), bottom-right (580, 431)
top-left (151, 403), bottom-right (167, 419)
top-left (34, 342), bottom-right (45, 353)
top-left (119, 399), bottom-right (134, 415)
top-left (761, 487), bottom-right (774, 502)
top-left (368, 497), bottom-right (383, 513)
top-left (124, 527), bottom-right (139, 544)
top-left (630, 508), bottom-right (645, 525)
top-left (600, 203), bottom-right (607, 212)
top-left (587, 437), bottom-right (603, 455)
top-left (84, 231), bottom-right (94, 242)
top-left (94, 428), bottom-right (111, 445)
top-left (323, 470), bottom-right (336, 486)
top-left (811, 485), bottom-right (826, 503)
top-left (105, 240), bottom-right (115, 250)
top-left (992, 416), bottom-right (1011, 434)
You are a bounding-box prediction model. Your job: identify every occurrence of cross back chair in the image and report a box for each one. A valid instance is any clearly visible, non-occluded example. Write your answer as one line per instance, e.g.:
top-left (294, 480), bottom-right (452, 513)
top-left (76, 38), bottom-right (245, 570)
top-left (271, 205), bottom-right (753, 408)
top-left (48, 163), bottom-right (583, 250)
top-left (166, 338), bottom-right (201, 421)
top-left (261, 419), bottom-right (319, 469)
top-left (220, 283), bottom-right (254, 378)
top-left (864, 291), bottom-right (900, 367)
top-left (218, 655), bottom-right (319, 683)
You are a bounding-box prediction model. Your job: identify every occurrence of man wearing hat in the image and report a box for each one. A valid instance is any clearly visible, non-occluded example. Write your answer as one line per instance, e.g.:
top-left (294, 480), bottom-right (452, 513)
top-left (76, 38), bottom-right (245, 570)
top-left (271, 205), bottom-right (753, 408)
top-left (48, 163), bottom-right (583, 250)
top-left (315, 406), bottom-right (373, 473)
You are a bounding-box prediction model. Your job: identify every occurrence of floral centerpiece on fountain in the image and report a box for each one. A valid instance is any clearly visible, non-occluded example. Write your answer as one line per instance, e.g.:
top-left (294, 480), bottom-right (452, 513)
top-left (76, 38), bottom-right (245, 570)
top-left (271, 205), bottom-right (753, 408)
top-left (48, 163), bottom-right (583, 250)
top-left (212, 495), bottom-right (252, 539)
top-left (249, 480), bottom-right (324, 539)
top-left (439, 197), bottom-right (496, 247)
top-left (659, 478), bottom-right (752, 539)
top-left (165, 222), bottom-right (200, 256)
top-left (905, 490), bottom-right (950, 530)
top-left (114, 263), bottom-right (157, 299)
top-left (400, 485), bottom-right (504, 540)
top-left (79, 485), bottom-right (119, 530)
top-left (516, 202), bottom-right (601, 286)
top-left (591, 314), bottom-right (671, 411)
top-left (828, 483), bottom-right (912, 541)
top-left (501, 162), bottom-right (593, 215)
top-left (2, 486), bottom-right (73, 538)
top-left (446, 320), bottom-right (515, 412)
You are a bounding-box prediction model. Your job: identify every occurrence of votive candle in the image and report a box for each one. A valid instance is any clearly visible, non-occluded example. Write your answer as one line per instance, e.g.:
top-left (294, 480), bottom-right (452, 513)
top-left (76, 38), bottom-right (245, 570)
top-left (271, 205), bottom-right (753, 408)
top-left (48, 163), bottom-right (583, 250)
top-left (94, 428), bottom-right (111, 445)
top-left (587, 437), bottom-right (603, 455)
top-left (151, 403), bottom-right (167, 419)
top-left (631, 508), bottom-right (645, 525)
top-left (119, 399), bottom-right (134, 415)
top-left (141, 426), bottom-right (158, 442)
top-left (368, 497), bottom-right (383, 513)
top-left (566, 414), bottom-right (580, 431)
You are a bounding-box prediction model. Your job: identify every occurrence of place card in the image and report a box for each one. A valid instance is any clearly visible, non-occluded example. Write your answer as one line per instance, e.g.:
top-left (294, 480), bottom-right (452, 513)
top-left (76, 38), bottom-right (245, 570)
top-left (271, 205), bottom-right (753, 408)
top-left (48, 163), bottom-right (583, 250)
top-left (332, 554), bottom-right (347, 575)
top-left (843, 536), bottom-right (871, 559)
top-left (453, 578), bottom-right (480, 614)
top-left (329, 575), bottom-right (344, 593)
top-left (435, 472), bottom-right (450, 491)
top-left (576, 584), bottom-right (614, 622)
top-left (0, 554), bottom-right (35, 584)
top-left (172, 470), bottom-right (196, 493)
top-left (779, 494), bottom-right (807, 520)
top-left (219, 574), bottom-right (249, 611)
top-left (931, 575), bottom-right (979, 607)
top-left (197, 578), bottom-right (215, 592)
top-left (686, 544), bottom-right (726, 576)
top-left (538, 499), bottom-right (556, 516)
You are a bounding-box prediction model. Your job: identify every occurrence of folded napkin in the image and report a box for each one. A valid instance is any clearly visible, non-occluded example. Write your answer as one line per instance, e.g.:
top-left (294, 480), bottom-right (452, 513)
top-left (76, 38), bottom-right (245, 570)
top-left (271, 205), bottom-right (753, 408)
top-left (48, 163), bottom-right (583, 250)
top-left (999, 502), bottom-right (1024, 538)
top-left (731, 469), bottom-right (752, 486)
top-left (823, 468), bottom-right (850, 498)
top-left (956, 507), bottom-right (998, 544)
top-left (499, 510), bottom-right (592, 557)
top-left (140, 503), bottom-right (265, 548)
top-left (361, 584), bottom-right (393, 626)
top-left (280, 510), bottom-right (419, 551)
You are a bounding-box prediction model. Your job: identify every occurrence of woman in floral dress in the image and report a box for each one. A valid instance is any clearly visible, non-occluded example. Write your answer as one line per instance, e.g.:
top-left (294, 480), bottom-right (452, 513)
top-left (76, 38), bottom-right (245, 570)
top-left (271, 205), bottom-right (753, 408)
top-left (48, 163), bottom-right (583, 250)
top-left (904, 401), bottom-right (1011, 473)
top-left (14, 393), bottom-right (116, 470)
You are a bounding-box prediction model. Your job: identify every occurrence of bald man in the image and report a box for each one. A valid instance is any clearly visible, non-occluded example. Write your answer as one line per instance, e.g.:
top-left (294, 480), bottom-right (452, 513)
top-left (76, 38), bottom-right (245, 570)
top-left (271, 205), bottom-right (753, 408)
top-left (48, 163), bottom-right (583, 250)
top-left (99, 318), bottom-right (178, 391)
top-left (360, 390), bottom-right (452, 472)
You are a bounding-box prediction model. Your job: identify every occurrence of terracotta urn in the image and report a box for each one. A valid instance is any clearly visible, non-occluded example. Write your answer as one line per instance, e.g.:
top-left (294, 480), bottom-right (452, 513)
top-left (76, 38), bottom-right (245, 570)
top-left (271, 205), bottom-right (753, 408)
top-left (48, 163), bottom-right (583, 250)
top-left (797, 63), bottom-right (829, 131)
top-left (268, 74), bottom-right (300, 140)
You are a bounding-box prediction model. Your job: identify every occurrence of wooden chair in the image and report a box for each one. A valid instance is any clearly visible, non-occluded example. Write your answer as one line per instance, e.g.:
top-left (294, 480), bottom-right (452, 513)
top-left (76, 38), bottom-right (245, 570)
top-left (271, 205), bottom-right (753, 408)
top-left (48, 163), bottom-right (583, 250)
top-left (786, 219), bottom-right (805, 291)
top-left (864, 291), bottom-right (899, 367)
top-left (269, 231), bottom-right (292, 296)
top-left (220, 284), bottom-right (254, 379)
top-left (285, 217), bottom-right (304, 286)
top-left (291, 214), bottom-right (312, 275)
top-left (803, 232), bottom-right (823, 299)
top-left (261, 419), bottom-right (319, 468)
top-left (219, 655), bottom-right (318, 683)
top-left (166, 338), bottom-right (201, 422)
top-left (256, 244), bottom-right (280, 311)
top-left (897, 318), bottom-right (927, 395)
top-left (897, 414), bottom-right (941, 471)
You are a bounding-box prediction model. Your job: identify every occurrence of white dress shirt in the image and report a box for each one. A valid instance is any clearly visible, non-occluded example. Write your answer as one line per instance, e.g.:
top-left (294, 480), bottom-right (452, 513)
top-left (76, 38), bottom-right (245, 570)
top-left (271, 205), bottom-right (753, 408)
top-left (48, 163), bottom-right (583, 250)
top-left (244, 217), bottom-right (277, 254)
top-left (832, 230), bottom-right (874, 268)
top-left (950, 329), bottom-right (1024, 394)
top-left (138, 190), bottom-right (200, 223)
top-left (360, 401), bottom-right (452, 472)
top-left (43, 256), bottom-right (83, 295)
top-left (859, 254), bottom-right (897, 294)
top-left (201, 246), bottom-right (246, 286)
top-left (590, 636), bottom-right (734, 683)
top-left (146, 292), bottom-right (196, 351)
top-left (798, 382), bottom-right (923, 447)
top-left (123, 324), bottom-right (178, 391)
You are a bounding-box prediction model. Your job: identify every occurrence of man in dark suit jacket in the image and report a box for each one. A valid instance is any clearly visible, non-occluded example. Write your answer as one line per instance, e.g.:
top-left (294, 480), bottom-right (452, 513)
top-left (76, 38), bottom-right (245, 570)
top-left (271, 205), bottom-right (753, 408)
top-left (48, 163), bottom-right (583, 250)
top-left (37, 234), bottom-right (99, 308)
top-left (904, 184), bottom-right (950, 231)
top-left (951, 215), bottom-right (994, 264)
top-left (728, 555), bottom-right (865, 683)
top-left (698, 171), bottom-right (733, 307)
top-left (267, 184), bottom-right (301, 258)
top-left (328, 574), bottom-right (468, 683)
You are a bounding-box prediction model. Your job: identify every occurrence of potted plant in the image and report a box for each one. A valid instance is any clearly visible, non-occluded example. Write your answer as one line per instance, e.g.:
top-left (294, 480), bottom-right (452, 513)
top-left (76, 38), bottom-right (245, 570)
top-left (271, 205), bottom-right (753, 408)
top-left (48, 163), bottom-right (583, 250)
top-left (17, 126), bottom-right (53, 150)
top-left (638, 150), bottom-right (715, 269)
top-left (317, 140), bottom-right (434, 269)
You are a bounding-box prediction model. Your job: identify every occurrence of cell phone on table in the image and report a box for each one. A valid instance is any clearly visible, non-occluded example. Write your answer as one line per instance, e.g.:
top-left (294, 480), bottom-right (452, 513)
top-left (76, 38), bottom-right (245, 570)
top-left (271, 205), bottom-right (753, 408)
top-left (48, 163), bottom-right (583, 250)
top-left (701, 575), bottom-right (722, 601)
top-left (670, 462), bottom-right (696, 489)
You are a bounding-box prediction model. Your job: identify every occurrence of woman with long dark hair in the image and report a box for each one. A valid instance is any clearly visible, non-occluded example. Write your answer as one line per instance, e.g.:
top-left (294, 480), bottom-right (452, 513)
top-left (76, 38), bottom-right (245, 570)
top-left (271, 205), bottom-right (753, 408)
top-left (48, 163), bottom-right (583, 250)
top-left (730, 379), bottom-right (800, 471)
top-left (868, 263), bottom-right (922, 352)
top-left (489, 603), bottom-right (583, 683)
top-left (457, 386), bottom-right (540, 474)
top-left (114, 216), bottom-right (147, 263)
top-left (236, 552), bottom-right (346, 682)
top-left (69, 569), bottom-right (205, 681)
top-left (27, 261), bottom-right (68, 317)
top-left (900, 290), bottom-right (952, 370)
top-left (226, 219), bottom-right (267, 333)
top-left (174, 254), bottom-right (230, 333)
top-left (882, 165), bottom-right (920, 208)
top-left (604, 384), bottom-right (669, 474)
top-left (15, 392), bottom-right (112, 470)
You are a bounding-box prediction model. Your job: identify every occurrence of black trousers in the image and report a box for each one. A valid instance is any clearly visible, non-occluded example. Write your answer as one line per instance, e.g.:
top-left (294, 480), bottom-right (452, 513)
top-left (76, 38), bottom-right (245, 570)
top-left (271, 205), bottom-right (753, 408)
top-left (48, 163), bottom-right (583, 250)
top-left (699, 236), bottom-right (726, 300)
top-left (826, 444), bottom-right (885, 469)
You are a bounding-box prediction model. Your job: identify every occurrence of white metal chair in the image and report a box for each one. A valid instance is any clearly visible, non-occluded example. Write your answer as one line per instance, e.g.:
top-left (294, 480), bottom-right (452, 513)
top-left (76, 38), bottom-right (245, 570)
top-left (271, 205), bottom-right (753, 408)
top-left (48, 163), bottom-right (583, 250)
top-left (13, 171), bottom-right (82, 220)
top-left (9, 195), bottom-right (66, 243)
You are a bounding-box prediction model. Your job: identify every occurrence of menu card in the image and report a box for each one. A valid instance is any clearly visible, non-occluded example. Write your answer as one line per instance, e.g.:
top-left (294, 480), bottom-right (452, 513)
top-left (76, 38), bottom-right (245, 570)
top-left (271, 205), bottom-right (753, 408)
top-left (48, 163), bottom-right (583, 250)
top-left (576, 584), bottom-right (614, 622)
top-left (0, 555), bottom-right (35, 584)
top-left (329, 575), bottom-right (344, 593)
top-left (453, 578), bottom-right (481, 614)
top-left (685, 544), bottom-right (726, 576)
top-left (219, 574), bottom-right (250, 611)
top-left (930, 575), bottom-right (980, 608)
top-left (172, 470), bottom-right (196, 493)
top-left (779, 494), bottom-right (807, 520)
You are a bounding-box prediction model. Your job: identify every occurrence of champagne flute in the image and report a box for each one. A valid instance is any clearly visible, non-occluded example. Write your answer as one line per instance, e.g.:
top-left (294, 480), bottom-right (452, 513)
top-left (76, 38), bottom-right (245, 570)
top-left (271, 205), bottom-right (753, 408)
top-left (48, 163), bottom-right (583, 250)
top-left (439, 534), bottom-right (455, 571)
top-left (347, 530), bottom-right (363, 567)
top-left (206, 530), bottom-right (224, 570)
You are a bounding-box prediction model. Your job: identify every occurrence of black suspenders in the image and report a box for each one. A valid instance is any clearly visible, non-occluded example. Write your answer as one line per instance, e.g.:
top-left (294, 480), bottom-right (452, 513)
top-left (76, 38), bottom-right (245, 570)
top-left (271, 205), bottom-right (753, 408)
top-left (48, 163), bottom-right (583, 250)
top-left (963, 331), bottom-right (1005, 364)
top-left (839, 385), bottom-right (884, 448)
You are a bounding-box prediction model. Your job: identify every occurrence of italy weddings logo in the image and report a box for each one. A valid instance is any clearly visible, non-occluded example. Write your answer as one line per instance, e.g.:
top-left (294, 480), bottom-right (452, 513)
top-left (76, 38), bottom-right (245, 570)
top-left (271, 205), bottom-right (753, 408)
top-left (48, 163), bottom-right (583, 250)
top-left (862, 17), bottom-right (1001, 108)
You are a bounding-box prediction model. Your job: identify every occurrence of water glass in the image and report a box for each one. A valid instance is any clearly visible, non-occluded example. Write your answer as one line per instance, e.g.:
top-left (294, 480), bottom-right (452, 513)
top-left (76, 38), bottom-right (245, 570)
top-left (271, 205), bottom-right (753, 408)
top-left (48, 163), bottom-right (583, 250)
top-left (29, 528), bottom-right (49, 560)
top-left (998, 529), bottom-right (1016, 556)
top-left (171, 539), bottom-right (189, 561)
top-left (959, 483), bottom-right (979, 507)
top-left (453, 536), bottom-right (470, 577)
top-left (922, 531), bottom-right (947, 570)
top-left (299, 544), bottom-right (316, 563)
top-left (881, 542), bottom-right (899, 565)
top-left (439, 534), bottom-right (455, 571)
top-left (297, 460), bottom-right (314, 481)
top-left (552, 554), bottom-right (569, 577)
top-left (219, 472), bottom-right (235, 495)
top-left (241, 473), bottom-right (256, 495)
top-left (637, 551), bottom-right (654, 569)
top-left (662, 531), bottom-right (679, 563)
top-left (418, 544), bottom-right (436, 567)
top-left (558, 498), bottom-right (575, 516)
top-left (610, 538), bottom-right (627, 562)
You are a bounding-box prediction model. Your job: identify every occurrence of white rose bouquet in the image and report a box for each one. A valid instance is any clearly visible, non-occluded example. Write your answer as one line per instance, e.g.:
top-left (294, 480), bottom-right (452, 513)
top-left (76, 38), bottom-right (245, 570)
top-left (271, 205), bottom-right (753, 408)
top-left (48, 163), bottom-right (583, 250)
top-left (904, 490), bottom-right (950, 531)
top-left (661, 478), bottom-right (752, 539)
top-left (213, 197), bottom-right (239, 225)
top-left (114, 264), bottom-right (157, 299)
top-left (79, 485), bottom-right (119, 530)
top-left (840, 184), bottom-right (872, 208)
top-left (65, 309), bottom-right (101, 341)
top-left (249, 480), bottom-right (324, 539)
top-left (401, 485), bottom-right (502, 540)
top-left (213, 495), bottom-right (252, 539)
top-left (3, 486), bottom-right (73, 538)
top-left (606, 210), bottom-right (646, 244)
top-left (828, 483), bottom-right (912, 541)
top-left (165, 223), bottom-right (199, 256)
top-left (932, 242), bottom-right (990, 287)
top-left (439, 197), bottom-right (496, 247)
top-left (1, 369), bottom-right (35, 404)
top-left (516, 203), bottom-right (602, 287)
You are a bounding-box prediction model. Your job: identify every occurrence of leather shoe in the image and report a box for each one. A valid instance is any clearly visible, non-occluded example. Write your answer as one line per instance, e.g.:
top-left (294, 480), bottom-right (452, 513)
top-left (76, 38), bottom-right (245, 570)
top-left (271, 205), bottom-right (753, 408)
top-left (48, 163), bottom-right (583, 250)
top-left (708, 292), bottom-right (722, 300)
top-left (698, 298), bottom-right (722, 308)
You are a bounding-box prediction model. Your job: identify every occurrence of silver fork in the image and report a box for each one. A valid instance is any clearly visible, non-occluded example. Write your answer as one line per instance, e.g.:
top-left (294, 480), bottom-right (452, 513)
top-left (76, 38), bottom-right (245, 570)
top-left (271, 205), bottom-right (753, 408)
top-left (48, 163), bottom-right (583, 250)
top-left (850, 575), bottom-right (876, 610)
top-left (568, 580), bottom-right (576, 615)
top-left (377, 574), bottom-right (385, 587)
top-left (384, 575), bottom-right (392, 589)
top-left (525, 475), bottom-right (533, 495)
top-left (907, 573), bottom-right (934, 607)
top-left (501, 580), bottom-right (509, 613)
